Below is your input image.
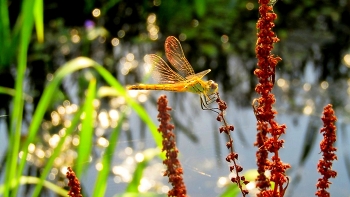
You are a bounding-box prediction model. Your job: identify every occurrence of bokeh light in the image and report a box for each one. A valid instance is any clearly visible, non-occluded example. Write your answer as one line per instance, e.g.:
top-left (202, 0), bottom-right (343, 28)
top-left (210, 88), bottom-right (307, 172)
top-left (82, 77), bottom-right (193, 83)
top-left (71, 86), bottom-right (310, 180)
top-left (92, 8), bottom-right (101, 17)
top-left (246, 2), bottom-right (254, 10)
top-left (343, 54), bottom-right (350, 67)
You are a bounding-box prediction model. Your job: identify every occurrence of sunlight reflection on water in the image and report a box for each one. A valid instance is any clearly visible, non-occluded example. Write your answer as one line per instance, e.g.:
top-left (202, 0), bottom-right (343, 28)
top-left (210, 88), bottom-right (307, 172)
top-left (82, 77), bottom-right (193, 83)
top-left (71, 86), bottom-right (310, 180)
top-left (103, 90), bottom-right (350, 197)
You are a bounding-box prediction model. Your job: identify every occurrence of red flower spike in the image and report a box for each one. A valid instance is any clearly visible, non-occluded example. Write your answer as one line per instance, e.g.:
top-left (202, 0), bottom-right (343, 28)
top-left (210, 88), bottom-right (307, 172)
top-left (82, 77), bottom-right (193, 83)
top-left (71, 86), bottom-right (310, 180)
top-left (230, 166), bottom-right (235, 172)
top-left (226, 141), bottom-right (232, 149)
top-left (254, 0), bottom-right (290, 196)
top-left (231, 177), bottom-right (240, 183)
top-left (157, 95), bottom-right (187, 197)
top-left (236, 165), bottom-right (243, 173)
top-left (215, 93), bottom-right (247, 196)
top-left (243, 189), bottom-right (249, 195)
top-left (315, 104), bottom-right (337, 197)
top-left (232, 152), bottom-right (239, 160)
top-left (66, 167), bottom-right (82, 197)
top-left (229, 125), bottom-right (234, 131)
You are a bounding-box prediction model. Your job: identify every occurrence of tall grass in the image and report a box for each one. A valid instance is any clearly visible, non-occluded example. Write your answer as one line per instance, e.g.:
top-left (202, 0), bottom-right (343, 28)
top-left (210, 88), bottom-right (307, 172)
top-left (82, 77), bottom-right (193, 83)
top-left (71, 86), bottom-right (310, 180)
top-left (3, 0), bottom-right (39, 196)
top-left (0, 1), bottom-right (162, 196)
top-left (0, 58), bottom-right (162, 197)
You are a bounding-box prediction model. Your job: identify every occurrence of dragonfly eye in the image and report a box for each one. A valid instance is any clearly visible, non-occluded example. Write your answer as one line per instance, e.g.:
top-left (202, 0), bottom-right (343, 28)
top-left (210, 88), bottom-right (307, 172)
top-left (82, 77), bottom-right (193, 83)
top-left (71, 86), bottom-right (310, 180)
top-left (208, 80), bottom-right (218, 93)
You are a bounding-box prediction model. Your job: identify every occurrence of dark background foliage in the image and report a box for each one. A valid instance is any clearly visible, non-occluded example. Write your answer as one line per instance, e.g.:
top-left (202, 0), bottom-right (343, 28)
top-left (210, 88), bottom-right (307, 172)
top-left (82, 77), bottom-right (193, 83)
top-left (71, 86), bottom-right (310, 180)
top-left (4, 0), bottom-right (350, 111)
top-left (1, 0), bottom-right (349, 145)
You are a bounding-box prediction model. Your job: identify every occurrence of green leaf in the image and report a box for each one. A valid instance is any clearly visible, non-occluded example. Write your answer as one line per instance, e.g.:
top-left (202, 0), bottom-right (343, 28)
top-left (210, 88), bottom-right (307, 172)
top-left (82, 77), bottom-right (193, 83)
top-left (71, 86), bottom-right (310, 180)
top-left (15, 57), bottom-right (161, 196)
top-left (126, 148), bottom-right (160, 193)
top-left (219, 183), bottom-right (240, 197)
top-left (33, 0), bottom-right (44, 42)
top-left (0, 86), bottom-right (32, 101)
top-left (194, 0), bottom-right (206, 17)
top-left (0, 176), bottom-right (68, 196)
top-left (17, 58), bottom-right (99, 186)
top-left (93, 112), bottom-right (125, 196)
top-left (114, 193), bottom-right (166, 197)
top-left (101, 0), bottom-right (121, 13)
top-left (75, 78), bottom-right (96, 177)
top-left (0, 0), bottom-right (11, 66)
top-left (4, 0), bottom-right (36, 195)
top-left (31, 104), bottom-right (85, 196)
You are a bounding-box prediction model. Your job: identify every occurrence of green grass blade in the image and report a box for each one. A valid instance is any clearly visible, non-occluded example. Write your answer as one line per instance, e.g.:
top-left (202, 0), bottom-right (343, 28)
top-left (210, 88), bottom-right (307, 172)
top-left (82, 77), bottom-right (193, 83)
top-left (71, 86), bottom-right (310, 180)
top-left (31, 106), bottom-right (85, 197)
top-left (0, 86), bottom-right (33, 101)
top-left (126, 162), bottom-right (147, 192)
top-left (93, 64), bottom-right (162, 149)
top-left (33, 0), bottom-right (44, 42)
top-left (4, 0), bottom-right (36, 196)
top-left (17, 58), bottom-right (102, 195)
top-left (75, 78), bottom-right (96, 177)
top-left (0, 0), bottom-right (11, 66)
top-left (0, 176), bottom-right (68, 196)
top-left (219, 169), bottom-right (259, 197)
top-left (93, 112), bottom-right (125, 197)
top-left (101, 0), bottom-right (121, 13)
top-left (116, 193), bottom-right (166, 197)
top-left (219, 184), bottom-right (240, 197)
top-left (16, 57), bottom-right (160, 196)
top-left (125, 148), bottom-right (160, 193)
top-left (6, 5), bottom-right (23, 69)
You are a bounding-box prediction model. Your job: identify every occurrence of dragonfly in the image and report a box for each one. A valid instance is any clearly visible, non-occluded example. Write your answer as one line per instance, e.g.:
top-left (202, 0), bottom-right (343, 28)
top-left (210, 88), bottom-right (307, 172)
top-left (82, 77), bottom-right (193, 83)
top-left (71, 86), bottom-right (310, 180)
top-left (127, 36), bottom-right (218, 110)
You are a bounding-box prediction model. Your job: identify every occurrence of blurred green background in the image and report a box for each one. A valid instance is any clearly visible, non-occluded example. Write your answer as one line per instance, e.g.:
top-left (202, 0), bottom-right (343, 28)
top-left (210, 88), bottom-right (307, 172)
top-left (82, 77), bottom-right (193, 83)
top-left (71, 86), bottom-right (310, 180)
top-left (1, 0), bottom-right (350, 196)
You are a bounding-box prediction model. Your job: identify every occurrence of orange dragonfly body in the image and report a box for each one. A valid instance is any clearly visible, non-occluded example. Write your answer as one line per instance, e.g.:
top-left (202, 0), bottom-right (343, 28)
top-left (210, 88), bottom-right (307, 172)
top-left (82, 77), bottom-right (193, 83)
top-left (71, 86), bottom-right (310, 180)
top-left (127, 36), bottom-right (218, 108)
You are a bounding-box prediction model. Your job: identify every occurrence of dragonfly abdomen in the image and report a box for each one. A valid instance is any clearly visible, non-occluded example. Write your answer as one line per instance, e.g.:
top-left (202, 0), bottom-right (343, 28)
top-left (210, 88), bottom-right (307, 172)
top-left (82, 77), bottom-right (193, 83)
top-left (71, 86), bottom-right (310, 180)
top-left (127, 84), bottom-right (187, 92)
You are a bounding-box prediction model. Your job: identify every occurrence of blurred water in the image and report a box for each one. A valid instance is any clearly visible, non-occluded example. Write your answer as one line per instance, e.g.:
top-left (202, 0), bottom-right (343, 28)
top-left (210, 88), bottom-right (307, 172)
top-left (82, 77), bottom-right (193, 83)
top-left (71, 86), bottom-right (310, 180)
top-left (1, 93), bottom-right (348, 196)
top-left (171, 95), bottom-right (349, 197)
top-left (80, 90), bottom-right (350, 197)
top-left (100, 46), bottom-right (350, 195)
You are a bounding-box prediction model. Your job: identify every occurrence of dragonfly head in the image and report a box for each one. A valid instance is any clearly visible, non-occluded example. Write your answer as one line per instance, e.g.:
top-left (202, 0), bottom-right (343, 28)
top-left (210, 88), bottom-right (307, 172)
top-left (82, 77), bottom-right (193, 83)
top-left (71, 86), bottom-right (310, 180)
top-left (207, 80), bottom-right (219, 95)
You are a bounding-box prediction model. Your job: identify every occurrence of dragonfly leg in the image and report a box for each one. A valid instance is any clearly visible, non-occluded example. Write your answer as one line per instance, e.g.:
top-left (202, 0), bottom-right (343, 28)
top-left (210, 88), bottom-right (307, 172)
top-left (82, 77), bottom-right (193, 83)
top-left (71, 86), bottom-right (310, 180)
top-left (200, 94), bottom-right (219, 113)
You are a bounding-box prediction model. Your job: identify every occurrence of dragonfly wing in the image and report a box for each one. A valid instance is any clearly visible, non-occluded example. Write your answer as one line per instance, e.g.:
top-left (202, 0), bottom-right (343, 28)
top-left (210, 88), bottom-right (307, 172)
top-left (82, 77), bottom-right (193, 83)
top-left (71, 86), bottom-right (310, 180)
top-left (165, 36), bottom-right (195, 77)
top-left (145, 54), bottom-right (186, 84)
top-left (185, 69), bottom-right (211, 80)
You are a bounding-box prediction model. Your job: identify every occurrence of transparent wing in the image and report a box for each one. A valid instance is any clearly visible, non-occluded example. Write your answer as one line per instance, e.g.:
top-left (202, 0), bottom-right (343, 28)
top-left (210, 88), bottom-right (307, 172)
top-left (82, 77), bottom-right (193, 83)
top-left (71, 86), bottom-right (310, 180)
top-left (165, 36), bottom-right (195, 77)
top-left (186, 69), bottom-right (211, 80)
top-left (145, 54), bottom-right (186, 84)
